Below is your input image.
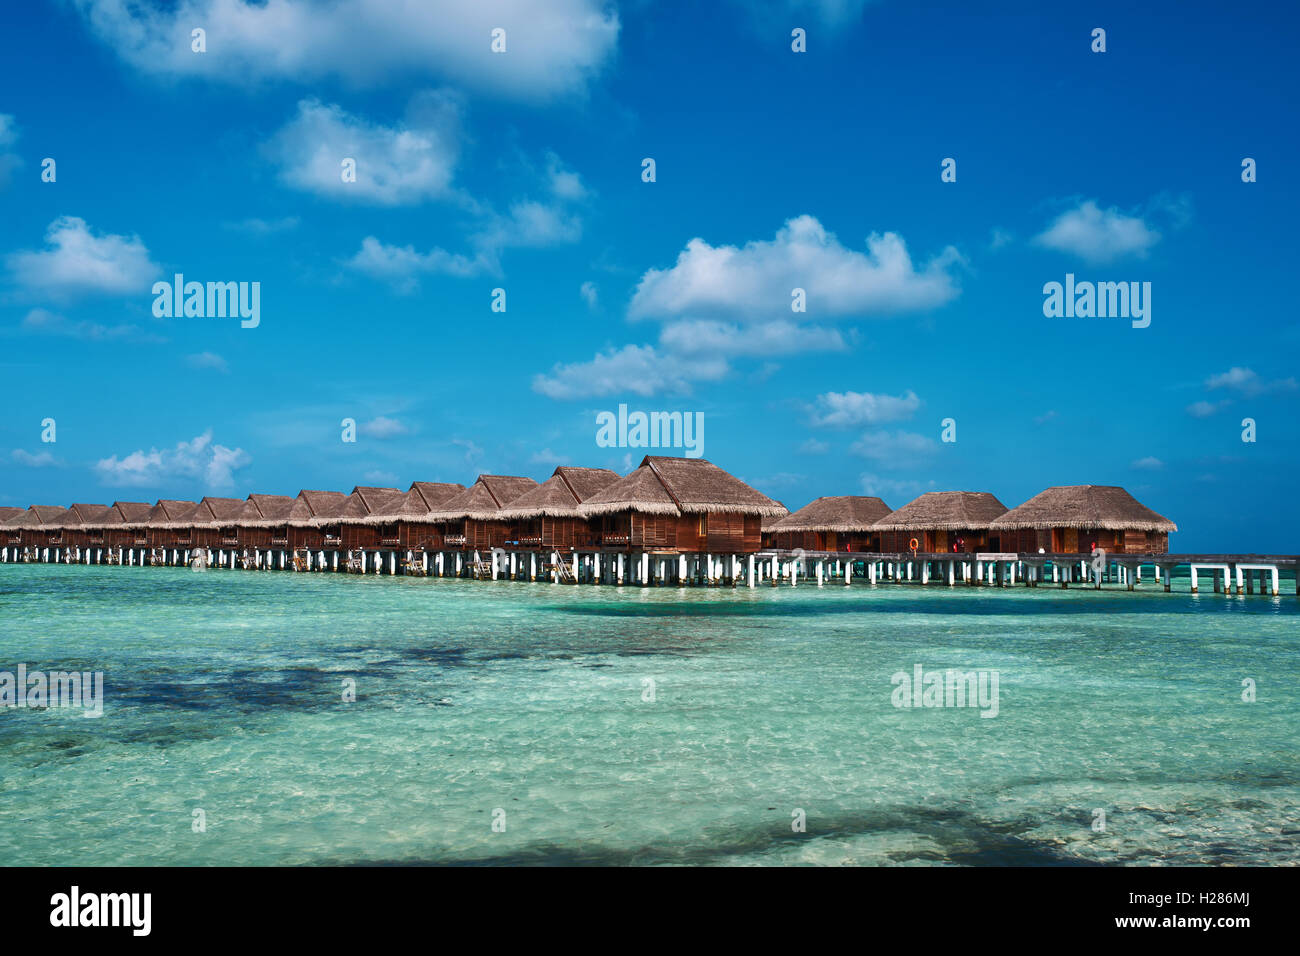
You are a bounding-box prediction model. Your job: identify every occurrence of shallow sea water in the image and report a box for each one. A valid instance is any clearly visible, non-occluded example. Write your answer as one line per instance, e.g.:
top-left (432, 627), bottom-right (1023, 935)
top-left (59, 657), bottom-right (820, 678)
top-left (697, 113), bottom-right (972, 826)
top-left (1, 564), bottom-right (1297, 865)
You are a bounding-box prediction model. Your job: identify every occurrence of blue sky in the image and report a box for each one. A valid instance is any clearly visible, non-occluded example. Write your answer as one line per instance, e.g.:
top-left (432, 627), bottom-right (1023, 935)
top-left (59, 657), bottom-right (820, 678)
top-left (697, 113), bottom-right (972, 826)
top-left (1, 0), bottom-right (1296, 551)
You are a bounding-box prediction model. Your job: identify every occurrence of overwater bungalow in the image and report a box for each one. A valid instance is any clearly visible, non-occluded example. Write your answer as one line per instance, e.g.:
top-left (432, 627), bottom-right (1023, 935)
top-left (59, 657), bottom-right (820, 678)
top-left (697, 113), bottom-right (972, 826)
top-left (766, 496), bottom-right (892, 552)
top-left (144, 500), bottom-right (198, 553)
top-left (236, 494), bottom-right (298, 553)
top-left (2, 507), bottom-right (36, 553)
top-left (286, 490), bottom-right (348, 555)
top-left (100, 502), bottom-right (153, 554)
top-left (49, 503), bottom-right (108, 552)
top-left (578, 456), bottom-right (786, 552)
top-left (185, 497), bottom-right (246, 553)
top-left (872, 491), bottom-right (1010, 553)
top-left (497, 466), bottom-right (621, 550)
top-left (989, 485), bottom-right (1177, 554)
top-left (321, 486), bottom-right (404, 552)
top-left (3, 506), bottom-right (65, 558)
top-left (430, 476), bottom-right (540, 551)
top-left (358, 481), bottom-right (466, 554)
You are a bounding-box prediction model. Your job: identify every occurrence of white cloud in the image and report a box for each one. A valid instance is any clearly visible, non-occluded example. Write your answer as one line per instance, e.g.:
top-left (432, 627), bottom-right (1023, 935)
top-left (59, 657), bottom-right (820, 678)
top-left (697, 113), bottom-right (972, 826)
top-left (343, 141), bottom-right (585, 289)
top-left (532, 344), bottom-right (729, 399)
top-left (735, 0), bottom-right (875, 30)
top-left (530, 447), bottom-right (567, 466)
top-left (473, 198), bottom-right (582, 250)
top-left (452, 438), bottom-right (483, 464)
top-left (858, 472), bottom-right (936, 501)
top-left (1033, 410), bottom-right (1058, 425)
top-left (849, 430), bottom-right (936, 467)
top-left (630, 215), bottom-right (961, 322)
top-left (186, 351), bottom-right (229, 373)
top-left (580, 281), bottom-right (599, 310)
top-left (94, 430), bottom-right (251, 489)
top-left (1206, 366), bottom-right (1298, 396)
top-left (0, 114), bottom-right (21, 187)
top-left (532, 217), bottom-right (956, 401)
top-left (1131, 456), bottom-right (1164, 470)
top-left (11, 449), bottom-right (61, 467)
top-left (1033, 199), bottom-right (1160, 263)
top-left (7, 217), bottom-right (159, 300)
top-left (267, 95), bottom-right (463, 205)
top-left (21, 308), bottom-right (165, 343)
top-left (225, 216), bottom-right (300, 234)
top-left (798, 438), bottom-right (829, 454)
top-left (748, 472), bottom-right (807, 493)
top-left (344, 237), bottom-right (496, 291)
top-left (660, 319), bottom-right (847, 357)
top-left (1186, 399), bottom-right (1228, 418)
top-left (362, 469), bottom-right (399, 484)
top-left (360, 416), bottom-right (408, 439)
top-left (988, 227), bottom-right (1013, 250)
top-left (72, 0), bottom-right (620, 100)
top-left (547, 152), bottom-right (588, 200)
top-left (808, 389), bottom-right (921, 427)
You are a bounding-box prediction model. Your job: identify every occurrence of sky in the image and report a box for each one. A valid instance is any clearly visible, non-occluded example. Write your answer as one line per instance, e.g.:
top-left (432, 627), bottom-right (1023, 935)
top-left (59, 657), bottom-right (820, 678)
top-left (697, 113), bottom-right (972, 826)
top-left (1, 0), bottom-right (1296, 551)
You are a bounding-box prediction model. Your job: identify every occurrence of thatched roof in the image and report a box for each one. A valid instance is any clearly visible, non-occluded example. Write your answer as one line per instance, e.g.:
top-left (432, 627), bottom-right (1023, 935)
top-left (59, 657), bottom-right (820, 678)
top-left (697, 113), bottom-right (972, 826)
top-left (186, 497), bottom-right (247, 529)
top-left (579, 456), bottom-right (787, 518)
top-left (6, 505), bottom-right (65, 528)
top-left (429, 475), bottom-right (540, 521)
top-left (760, 502), bottom-right (788, 532)
top-left (497, 466), bottom-right (621, 519)
top-left (97, 501), bottom-right (153, 527)
top-left (0, 506), bottom-right (24, 524)
top-left (990, 485), bottom-right (1177, 532)
top-left (871, 492), bottom-right (1009, 531)
top-left (578, 463), bottom-right (681, 517)
top-left (47, 503), bottom-right (109, 529)
top-left (309, 486), bottom-right (403, 526)
top-left (409, 481), bottom-right (466, 511)
top-left (236, 494), bottom-right (298, 527)
top-left (287, 490), bottom-right (346, 527)
top-left (146, 499), bottom-right (198, 529)
top-left (342, 481), bottom-right (472, 526)
top-left (771, 496), bottom-right (892, 533)
top-left (354, 486), bottom-right (449, 525)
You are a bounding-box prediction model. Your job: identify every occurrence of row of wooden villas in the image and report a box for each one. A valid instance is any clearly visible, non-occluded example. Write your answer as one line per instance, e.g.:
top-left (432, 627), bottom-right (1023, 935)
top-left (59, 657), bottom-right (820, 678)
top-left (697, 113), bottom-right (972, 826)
top-left (2, 458), bottom-right (1290, 593)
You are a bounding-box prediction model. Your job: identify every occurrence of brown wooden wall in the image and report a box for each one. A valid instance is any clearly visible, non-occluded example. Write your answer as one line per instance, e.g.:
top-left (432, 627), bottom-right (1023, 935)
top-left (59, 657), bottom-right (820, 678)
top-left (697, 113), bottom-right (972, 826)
top-left (467, 520), bottom-right (512, 551)
top-left (340, 524), bottom-right (379, 550)
top-left (766, 529), bottom-right (880, 552)
top-left (878, 529), bottom-right (993, 553)
top-left (398, 521), bottom-right (445, 550)
top-left (289, 526), bottom-right (330, 551)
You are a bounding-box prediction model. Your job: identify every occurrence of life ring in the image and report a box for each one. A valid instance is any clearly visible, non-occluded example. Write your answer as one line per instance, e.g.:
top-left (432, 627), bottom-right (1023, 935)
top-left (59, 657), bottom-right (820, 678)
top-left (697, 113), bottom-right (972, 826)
top-left (909, 537), bottom-right (919, 554)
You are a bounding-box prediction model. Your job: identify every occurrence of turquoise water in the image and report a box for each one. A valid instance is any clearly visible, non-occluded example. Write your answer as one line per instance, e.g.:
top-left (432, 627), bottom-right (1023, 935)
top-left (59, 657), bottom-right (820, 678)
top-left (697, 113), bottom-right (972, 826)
top-left (1, 564), bottom-right (1297, 866)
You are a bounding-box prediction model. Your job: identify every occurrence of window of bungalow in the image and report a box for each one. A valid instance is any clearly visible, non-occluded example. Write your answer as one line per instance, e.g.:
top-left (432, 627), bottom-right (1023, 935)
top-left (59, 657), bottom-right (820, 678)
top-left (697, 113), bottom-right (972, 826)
top-left (698, 514), bottom-right (707, 536)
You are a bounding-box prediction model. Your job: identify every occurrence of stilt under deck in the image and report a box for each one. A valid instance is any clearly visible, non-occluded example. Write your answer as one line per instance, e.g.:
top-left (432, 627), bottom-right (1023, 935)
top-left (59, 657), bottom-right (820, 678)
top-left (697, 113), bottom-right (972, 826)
top-left (3, 545), bottom-right (1295, 596)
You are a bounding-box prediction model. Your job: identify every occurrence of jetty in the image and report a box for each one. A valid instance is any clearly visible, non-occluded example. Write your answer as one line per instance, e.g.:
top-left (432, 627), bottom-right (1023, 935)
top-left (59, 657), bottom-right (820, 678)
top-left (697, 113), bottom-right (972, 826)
top-left (2, 460), bottom-right (1295, 595)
